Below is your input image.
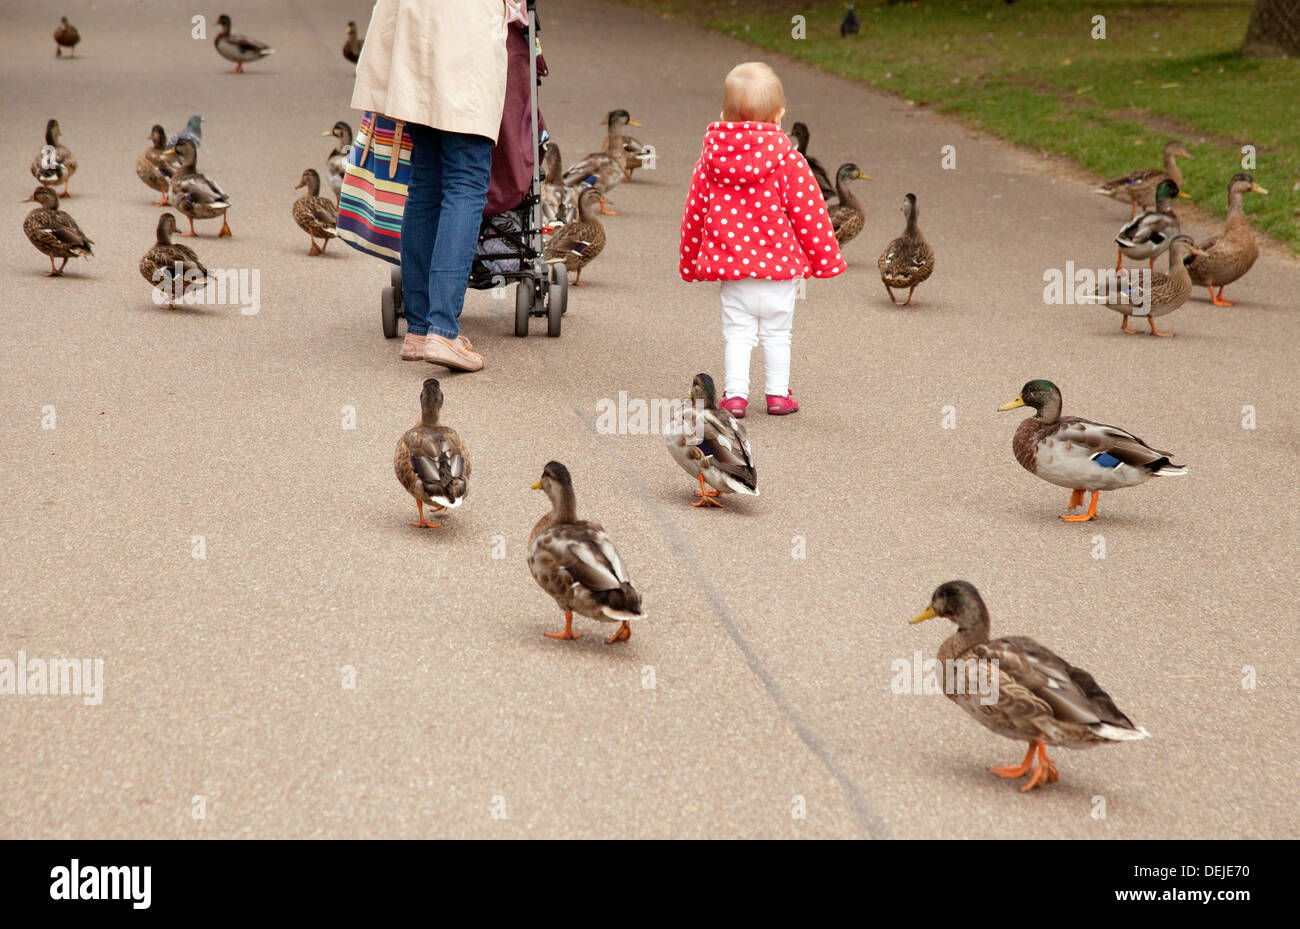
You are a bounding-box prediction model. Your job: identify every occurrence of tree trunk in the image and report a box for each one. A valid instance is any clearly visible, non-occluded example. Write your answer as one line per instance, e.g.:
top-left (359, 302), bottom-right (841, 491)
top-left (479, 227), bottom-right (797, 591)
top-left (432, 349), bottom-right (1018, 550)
top-left (1243, 0), bottom-right (1300, 58)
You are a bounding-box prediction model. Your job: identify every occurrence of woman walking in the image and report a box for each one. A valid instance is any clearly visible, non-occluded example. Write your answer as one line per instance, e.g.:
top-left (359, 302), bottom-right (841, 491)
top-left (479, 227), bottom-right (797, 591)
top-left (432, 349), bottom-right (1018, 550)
top-left (352, 1), bottom-right (511, 370)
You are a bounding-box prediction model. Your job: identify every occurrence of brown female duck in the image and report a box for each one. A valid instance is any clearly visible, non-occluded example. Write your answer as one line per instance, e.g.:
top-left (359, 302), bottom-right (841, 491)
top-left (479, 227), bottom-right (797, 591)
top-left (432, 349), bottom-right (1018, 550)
top-left (292, 168), bottom-right (339, 255)
top-left (137, 125), bottom-right (180, 206)
top-left (23, 186), bottom-right (92, 276)
top-left (139, 213), bottom-right (211, 308)
top-left (1094, 141), bottom-right (1192, 216)
top-left (828, 163), bottom-right (869, 245)
top-left (394, 379), bottom-right (470, 529)
top-left (910, 581), bottom-right (1148, 793)
top-left (1187, 172), bottom-right (1268, 306)
top-left (878, 193), bottom-right (934, 305)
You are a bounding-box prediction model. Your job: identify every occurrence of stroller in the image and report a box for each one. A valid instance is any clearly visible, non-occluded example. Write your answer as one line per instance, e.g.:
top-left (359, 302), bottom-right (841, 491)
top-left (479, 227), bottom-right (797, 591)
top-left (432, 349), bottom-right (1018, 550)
top-left (346, 2), bottom-right (566, 338)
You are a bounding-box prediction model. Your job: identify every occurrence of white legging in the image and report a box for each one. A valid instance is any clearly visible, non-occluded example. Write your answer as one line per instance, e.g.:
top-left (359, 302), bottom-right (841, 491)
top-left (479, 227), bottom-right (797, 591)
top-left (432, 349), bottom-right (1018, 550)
top-left (719, 278), bottom-right (799, 399)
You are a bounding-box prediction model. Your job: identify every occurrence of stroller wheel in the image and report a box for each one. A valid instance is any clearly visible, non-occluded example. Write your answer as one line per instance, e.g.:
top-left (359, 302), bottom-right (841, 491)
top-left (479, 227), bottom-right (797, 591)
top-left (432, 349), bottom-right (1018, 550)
top-left (381, 286), bottom-right (398, 339)
top-left (390, 265), bottom-right (402, 296)
top-left (546, 280), bottom-right (563, 338)
top-left (549, 264), bottom-right (568, 319)
top-left (514, 278), bottom-right (534, 337)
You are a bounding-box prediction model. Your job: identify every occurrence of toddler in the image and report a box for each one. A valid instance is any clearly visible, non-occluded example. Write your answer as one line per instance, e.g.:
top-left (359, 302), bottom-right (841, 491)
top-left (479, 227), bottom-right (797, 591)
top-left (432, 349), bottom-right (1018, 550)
top-left (679, 62), bottom-right (846, 416)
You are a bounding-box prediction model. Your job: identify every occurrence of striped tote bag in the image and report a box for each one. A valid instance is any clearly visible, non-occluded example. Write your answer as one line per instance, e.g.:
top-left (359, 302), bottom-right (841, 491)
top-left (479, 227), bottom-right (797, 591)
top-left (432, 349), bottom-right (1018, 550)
top-left (337, 112), bottom-right (411, 265)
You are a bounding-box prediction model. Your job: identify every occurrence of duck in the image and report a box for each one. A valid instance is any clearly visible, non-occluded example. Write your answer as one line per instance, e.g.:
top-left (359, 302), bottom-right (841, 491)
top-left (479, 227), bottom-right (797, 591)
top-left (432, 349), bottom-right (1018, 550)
top-left (787, 122), bottom-right (835, 203)
top-left (322, 121), bottom-right (353, 202)
top-left (165, 139), bottom-right (232, 237)
top-left (54, 16), bottom-right (80, 57)
top-left (542, 187), bottom-right (605, 284)
top-left (562, 109), bottom-right (641, 214)
top-left (665, 373), bottom-right (758, 508)
top-left (910, 580), bottom-right (1149, 793)
top-left (22, 186), bottom-right (92, 277)
top-left (1093, 234), bottom-right (1204, 337)
top-left (878, 192), bottom-right (934, 305)
top-left (137, 125), bottom-right (180, 206)
top-left (620, 134), bottom-right (652, 181)
top-left (30, 119), bottom-right (76, 198)
top-left (1094, 141), bottom-right (1192, 216)
top-left (214, 14), bottom-right (274, 73)
top-left (292, 169), bottom-right (339, 255)
top-left (1187, 172), bottom-right (1268, 306)
top-left (167, 115), bottom-right (203, 151)
top-left (528, 461), bottom-right (643, 643)
top-left (342, 21), bottom-right (363, 63)
top-left (1114, 178), bottom-right (1180, 271)
top-left (997, 379), bottom-right (1186, 522)
top-left (828, 163), bottom-right (869, 245)
top-left (394, 378), bottom-right (470, 529)
top-left (139, 213), bottom-right (211, 309)
top-left (540, 141), bottom-right (578, 226)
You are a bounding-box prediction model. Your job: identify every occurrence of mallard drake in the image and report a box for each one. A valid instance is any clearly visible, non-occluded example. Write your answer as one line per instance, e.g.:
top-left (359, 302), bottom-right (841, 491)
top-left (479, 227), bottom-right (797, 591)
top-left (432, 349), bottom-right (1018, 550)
top-left (1094, 141), bottom-right (1192, 216)
top-left (828, 163), bottom-right (869, 245)
top-left (542, 187), bottom-right (605, 284)
top-left (322, 121), bottom-right (353, 202)
top-left (1187, 172), bottom-right (1268, 306)
top-left (165, 139), bottom-right (231, 237)
top-left (137, 125), bottom-right (180, 206)
top-left (30, 119), bottom-right (76, 198)
top-left (997, 379), bottom-right (1186, 522)
top-left (166, 115), bottom-right (203, 151)
top-left (1114, 178), bottom-right (1180, 271)
top-left (394, 378), bottom-right (469, 529)
top-left (878, 193), bottom-right (934, 305)
top-left (292, 169), bottom-right (339, 255)
top-left (562, 109), bottom-right (641, 214)
top-left (54, 16), bottom-right (79, 57)
top-left (342, 21), bottom-right (363, 63)
top-left (540, 141), bottom-right (578, 226)
top-left (910, 580), bottom-right (1149, 793)
top-left (139, 213), bottom-right (210, 309)
top-left (665, 373), bottom-right (758, 508)
top-left (528, 461), bottom-right (643, 643)
top-left (787, 122), bottom-right (835, 202)
top-left (214, 14), bottom-right (273, 73)
top-left (23, 186), bottom-right (92, 276)
top-left (1093, 234), bottom-right (1204, 337)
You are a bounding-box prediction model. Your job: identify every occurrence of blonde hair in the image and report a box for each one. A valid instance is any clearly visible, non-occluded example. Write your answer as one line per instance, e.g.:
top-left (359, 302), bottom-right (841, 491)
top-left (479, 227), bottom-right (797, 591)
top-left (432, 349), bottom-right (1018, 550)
top-left (722, 62), bottom-right (786, 123)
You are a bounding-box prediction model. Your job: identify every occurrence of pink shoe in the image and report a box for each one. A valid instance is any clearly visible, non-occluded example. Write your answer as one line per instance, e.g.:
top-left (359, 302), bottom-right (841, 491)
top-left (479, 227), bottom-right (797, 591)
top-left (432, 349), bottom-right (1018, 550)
top-left (766, 392), bottom-right (799, 415)
top-left (719, 395), bottom-right (747, 418)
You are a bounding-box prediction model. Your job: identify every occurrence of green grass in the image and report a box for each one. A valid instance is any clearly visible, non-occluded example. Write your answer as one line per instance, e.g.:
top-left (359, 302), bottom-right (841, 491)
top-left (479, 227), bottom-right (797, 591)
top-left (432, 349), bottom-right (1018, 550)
top-left (615, 0), bottom-right (1300, 252)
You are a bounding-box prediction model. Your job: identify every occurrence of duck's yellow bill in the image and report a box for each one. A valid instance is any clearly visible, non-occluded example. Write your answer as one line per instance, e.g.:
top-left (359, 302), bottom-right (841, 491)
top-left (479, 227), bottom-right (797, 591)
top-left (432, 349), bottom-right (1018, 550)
top-left (997, 396), bottom-right (1026, 411)
top-left (910, 606), bottom-right (937, 624)
top-left (1177, 191), bottom-right (1192, 199)
top-left (1252, 183), bottom-right (1268, 195)
top-left (530, 480), bottom-right (542, 490)
top-left (629, 119), bottom-right (643, 127)
top-left (164, 148), bottom-right (176, 155)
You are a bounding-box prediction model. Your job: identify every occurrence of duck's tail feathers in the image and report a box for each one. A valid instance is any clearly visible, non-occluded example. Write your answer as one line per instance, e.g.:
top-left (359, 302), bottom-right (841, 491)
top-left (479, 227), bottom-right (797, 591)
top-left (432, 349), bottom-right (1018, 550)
top-left (599, 583), bottom-right (643, 620)
top-left (1152, 459), bottom-right (1188, 476)
top-left (1094, 723), bottom-right (1150, 742)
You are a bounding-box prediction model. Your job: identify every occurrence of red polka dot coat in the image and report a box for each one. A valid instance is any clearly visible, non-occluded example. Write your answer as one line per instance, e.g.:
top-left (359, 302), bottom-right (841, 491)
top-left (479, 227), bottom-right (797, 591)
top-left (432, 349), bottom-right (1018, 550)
top-left (679, 121), bottom-right (847, 283)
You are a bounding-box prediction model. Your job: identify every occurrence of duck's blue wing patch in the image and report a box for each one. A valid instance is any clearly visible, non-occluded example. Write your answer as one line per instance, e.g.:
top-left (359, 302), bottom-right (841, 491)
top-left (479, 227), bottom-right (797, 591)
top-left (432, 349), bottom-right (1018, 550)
top-left (1092, 452), bottom-right (1122, 468)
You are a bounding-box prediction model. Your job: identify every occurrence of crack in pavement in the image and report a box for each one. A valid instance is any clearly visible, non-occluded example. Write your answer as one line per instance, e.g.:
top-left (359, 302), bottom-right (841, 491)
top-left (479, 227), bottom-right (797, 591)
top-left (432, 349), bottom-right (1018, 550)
top-left (573, 406), bottom-right (891, 839)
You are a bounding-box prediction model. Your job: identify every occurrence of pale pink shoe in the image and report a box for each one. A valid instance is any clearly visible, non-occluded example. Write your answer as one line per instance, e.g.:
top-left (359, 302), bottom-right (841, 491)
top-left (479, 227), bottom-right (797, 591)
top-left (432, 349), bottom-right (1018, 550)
top-left (423, 334), bottom-right (484, 371)
top-left (766, 392), bottom-right (799, 415)
top-left (400, 333), bottom-right (426, 360)
top-left (719, 395), bottom-right (747, 418)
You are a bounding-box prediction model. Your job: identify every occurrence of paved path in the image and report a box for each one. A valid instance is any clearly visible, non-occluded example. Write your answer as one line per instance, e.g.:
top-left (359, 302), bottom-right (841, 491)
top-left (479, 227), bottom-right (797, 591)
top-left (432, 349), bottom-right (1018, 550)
top-left (1, 0), bottom-right (1295, 838)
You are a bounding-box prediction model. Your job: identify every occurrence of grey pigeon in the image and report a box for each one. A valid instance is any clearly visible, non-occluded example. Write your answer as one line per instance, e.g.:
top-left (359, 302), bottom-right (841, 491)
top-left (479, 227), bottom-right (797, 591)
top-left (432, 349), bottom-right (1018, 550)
top-left (167, 115), bottom-right (203, 150)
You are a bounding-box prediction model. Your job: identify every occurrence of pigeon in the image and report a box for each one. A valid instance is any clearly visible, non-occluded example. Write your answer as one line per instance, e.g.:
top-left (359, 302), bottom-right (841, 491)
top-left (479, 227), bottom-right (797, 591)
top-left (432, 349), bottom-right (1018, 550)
top-left (841, 4), bottom-right (860, 37)
top-left (167, 115), bottom-right (203, 151)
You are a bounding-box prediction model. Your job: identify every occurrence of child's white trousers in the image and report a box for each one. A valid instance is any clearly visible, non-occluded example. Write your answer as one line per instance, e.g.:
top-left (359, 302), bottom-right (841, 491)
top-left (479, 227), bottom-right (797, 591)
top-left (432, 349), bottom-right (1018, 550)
top-left (719, 278), bottom-right (798, 399)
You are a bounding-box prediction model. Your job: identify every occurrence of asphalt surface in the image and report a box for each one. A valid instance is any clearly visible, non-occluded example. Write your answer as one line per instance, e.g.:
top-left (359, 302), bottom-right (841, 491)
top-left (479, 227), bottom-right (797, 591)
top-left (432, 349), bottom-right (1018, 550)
top-left (1, 0), bottom-right (1296, 839)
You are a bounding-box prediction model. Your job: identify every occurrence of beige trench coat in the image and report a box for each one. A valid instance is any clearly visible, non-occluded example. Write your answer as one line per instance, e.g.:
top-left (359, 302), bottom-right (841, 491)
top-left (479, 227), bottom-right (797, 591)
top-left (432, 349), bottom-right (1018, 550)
top-left (350, 0), bottom-right (510, 143)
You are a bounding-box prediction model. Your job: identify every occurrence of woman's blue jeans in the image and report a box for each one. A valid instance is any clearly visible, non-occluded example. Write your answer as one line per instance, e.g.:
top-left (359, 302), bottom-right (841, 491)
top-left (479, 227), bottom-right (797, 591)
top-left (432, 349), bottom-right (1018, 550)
top-left (400, 124), bottom-right (494, 339)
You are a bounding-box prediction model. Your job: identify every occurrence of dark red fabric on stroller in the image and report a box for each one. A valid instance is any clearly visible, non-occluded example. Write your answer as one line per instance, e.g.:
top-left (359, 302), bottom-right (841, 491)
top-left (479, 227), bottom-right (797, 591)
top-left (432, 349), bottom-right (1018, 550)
top-left (484, 22), bottom-right (546, 216)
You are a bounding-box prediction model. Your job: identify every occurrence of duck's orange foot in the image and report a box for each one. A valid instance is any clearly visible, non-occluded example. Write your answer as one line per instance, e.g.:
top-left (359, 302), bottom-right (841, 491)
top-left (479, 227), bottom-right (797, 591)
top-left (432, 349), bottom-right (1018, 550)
top-left (691, 494), bottom-right (724, 508)
top-left (1061, 491), bottom-right (1099, 522)
top-left (605, 621), bottom-right (631, 644)
top-left (308, 239), bottom-right (322, 256)
top-left (1209, 286), bottom-right (1233, 307)
top-left (1148, 317), bottom-right (1172, 338)
top-left (153, 197), bottom-right (169, 206)
top-left (1067, 489), bottom-right (1084, 509)
top-left (218, 218), bottom-right (232, 237)
top-left (990, 743), bottom-right (1037, 779)
top-left (411, 520), bottom-right (443, 528)
top-left (545, 612), bottom-right (582, 640)
top-left (1020, 742), bottom-right (1059, 792)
